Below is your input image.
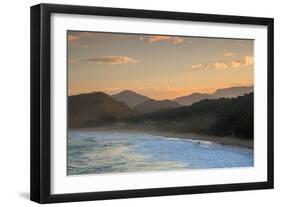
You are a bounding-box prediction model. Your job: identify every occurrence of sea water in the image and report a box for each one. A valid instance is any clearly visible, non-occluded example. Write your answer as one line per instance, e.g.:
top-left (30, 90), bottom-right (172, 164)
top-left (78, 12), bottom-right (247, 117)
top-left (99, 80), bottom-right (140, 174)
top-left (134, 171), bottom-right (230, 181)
top-left (67, 130), bottom-right (253, 175)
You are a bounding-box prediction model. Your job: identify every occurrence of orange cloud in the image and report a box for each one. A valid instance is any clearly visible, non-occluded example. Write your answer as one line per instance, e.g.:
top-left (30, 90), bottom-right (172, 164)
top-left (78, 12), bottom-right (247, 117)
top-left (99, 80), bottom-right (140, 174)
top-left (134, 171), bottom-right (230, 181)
top-left (145, 35), bottom-right (184, 44)
top-left (224, 52), bottom-right (233, 57)
top-left (83, 56), bottom-right (139, 65)
top-left (192, 56), bottom-right (253, 70)
top-left (191, 64), bottom-right (203, 69)
top-left (68, 35), bottom-right (79, 42)
top-left (213, 62), bottom-right (229, 69)
top-left (67, 32), bottom-right (94, 42)
top-left (244, 56), bottom-right (254, 66)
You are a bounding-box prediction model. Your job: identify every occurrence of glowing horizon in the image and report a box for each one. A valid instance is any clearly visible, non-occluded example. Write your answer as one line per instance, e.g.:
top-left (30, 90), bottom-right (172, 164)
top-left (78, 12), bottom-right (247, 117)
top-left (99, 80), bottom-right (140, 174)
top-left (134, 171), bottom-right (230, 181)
top-left (68, 31), bottom-right (253, 100)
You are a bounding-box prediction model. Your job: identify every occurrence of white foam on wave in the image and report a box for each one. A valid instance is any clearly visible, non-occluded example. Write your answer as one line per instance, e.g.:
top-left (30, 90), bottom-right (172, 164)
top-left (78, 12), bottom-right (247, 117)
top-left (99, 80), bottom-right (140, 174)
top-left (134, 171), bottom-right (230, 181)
top-left (189, 139), bottom-right (213, 145)
top-left (160, 137), bottom-right (182, 141)
top-left (154, 134), bottom-right (214, 145)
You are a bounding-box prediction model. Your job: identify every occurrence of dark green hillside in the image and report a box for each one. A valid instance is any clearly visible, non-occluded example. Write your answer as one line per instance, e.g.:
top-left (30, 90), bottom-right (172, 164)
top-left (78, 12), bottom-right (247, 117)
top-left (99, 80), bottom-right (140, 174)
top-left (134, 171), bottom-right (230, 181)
top-left (134, 99), bottom-right (181, 114)
top-left (68, 92), bottom-right (138, 128)
top-left (68, 91), bottom-right (253, 139)
top-left (145, 93), bottom-right (253, 139)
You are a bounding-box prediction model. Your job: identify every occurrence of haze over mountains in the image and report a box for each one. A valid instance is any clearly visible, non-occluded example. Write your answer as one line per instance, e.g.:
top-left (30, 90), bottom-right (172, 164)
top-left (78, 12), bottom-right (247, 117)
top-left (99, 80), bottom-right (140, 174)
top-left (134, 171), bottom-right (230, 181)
top-left (111, 90), bottom-right (182, 113)
top-left (134, 99), bottom-right (181, 114)
top-left (111, 90), bottom-right (150, 108)
top-left (68, 87), bottom-right (254, 139)
top-left (110, 86), bottom-right (253, 107)
top-left (173, 86), bottom-right (253, 106)
top-left (145, 92), bottom-right (254, 138)
top-left (68, 86), bottom-right (254, 125)
top-left (174, 93), bottom-right (215, 106)
top-left (213, 86), bottom-right (253, 98)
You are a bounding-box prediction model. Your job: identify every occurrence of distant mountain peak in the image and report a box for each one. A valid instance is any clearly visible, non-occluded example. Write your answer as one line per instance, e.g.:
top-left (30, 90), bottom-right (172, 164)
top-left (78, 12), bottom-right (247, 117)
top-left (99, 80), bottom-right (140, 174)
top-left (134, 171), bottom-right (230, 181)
top-left (90, 91), bottom-right (107, 95)
top-left (174, 93), bottom-right (215, 106)
top-left (174, 85), bottom-right (253, 106)
top-left (214, 85), bottom-right (253, 98)
top-left (115, 90), bottom-right (144, 96)
top-left (71, 91), bottom-right (108, 98)
top-left (112, 90), bottom-right (150, 108)
top-left (189, 92), bottom-right (209, 97)
top-left (214, 85), bottom-right (252, 93)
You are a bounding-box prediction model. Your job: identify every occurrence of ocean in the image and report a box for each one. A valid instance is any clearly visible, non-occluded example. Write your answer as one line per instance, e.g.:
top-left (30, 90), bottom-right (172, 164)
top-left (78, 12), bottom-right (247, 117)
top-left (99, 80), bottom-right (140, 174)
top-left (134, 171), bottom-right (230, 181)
top-left (67, 130), bottom-right (253, 175)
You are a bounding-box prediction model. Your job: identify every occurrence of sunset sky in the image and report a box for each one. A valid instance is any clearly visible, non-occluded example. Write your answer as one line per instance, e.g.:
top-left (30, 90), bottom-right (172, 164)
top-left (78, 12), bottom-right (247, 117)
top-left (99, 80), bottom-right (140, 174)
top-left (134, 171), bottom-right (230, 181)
top-left (67, 31), bottom-right (253, 100)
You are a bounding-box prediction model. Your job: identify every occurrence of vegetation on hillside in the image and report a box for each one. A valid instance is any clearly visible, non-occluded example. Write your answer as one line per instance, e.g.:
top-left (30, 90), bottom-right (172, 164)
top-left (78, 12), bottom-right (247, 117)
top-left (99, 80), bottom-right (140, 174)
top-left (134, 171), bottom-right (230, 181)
top-left (68, 92), bottom-right (253, 139)
top-left (68, 92), bottom-right (138, 128)
top-left (145, 93), bottom-right (253, 139)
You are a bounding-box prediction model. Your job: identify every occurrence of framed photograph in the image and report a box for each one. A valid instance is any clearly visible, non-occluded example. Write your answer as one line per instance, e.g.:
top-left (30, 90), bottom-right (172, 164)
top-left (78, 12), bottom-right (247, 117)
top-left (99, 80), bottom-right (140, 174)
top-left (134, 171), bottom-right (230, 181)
top-left (30, 3), bottom-right (274, 203)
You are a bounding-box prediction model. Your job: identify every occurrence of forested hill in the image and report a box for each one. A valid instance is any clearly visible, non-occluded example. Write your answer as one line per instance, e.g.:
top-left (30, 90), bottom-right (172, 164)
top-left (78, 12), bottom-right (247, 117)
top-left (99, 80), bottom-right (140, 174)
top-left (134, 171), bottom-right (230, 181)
top-left (68, 92), bottom-right (138, 128)
top-left (68, 91), bottom-right (253, 139)
top-left (144, 93), bottom-right (253, 139)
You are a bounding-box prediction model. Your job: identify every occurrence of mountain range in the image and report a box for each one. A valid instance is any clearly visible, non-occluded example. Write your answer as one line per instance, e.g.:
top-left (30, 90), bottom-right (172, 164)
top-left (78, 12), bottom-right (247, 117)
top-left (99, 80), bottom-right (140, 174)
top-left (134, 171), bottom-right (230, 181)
top-left (68, 86), bottom-right (253, 126)
top-left (110, 86), bottom-right (253, 108)
top-left (174, 93), bottom-right (215, 106)
top-left (68, 90), bottom-right (254, 139)
top-left (145, 92), bottom-right (254, 138)
top-left (213, 86), bottom-right (253, 98)
top-left (173, 86), bottom-right (253, 106)
top-left (111, 90), bottom-right (150, 107)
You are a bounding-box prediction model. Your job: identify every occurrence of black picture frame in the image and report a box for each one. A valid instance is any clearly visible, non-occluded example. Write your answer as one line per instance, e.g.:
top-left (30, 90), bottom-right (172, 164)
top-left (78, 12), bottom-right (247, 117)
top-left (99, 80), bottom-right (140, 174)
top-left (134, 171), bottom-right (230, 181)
top-left (30, 3), bottom-right (274, 204)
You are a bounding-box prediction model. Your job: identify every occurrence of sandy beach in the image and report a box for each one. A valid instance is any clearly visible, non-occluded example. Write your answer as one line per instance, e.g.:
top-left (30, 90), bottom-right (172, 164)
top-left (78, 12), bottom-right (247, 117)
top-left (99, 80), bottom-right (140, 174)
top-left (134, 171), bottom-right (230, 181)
top-left (72, 126), bottom-right (253, 149)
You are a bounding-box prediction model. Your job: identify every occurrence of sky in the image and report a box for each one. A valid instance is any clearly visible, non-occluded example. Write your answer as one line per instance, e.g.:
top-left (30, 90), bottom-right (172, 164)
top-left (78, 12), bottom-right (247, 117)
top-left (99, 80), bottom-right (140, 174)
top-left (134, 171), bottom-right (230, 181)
top-left (68, 31), bottom-right (253, 100)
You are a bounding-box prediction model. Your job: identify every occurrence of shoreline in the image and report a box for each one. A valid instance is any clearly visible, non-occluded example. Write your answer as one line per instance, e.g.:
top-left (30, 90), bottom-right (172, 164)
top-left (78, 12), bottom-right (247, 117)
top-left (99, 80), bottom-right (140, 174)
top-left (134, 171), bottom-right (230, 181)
top-left (70, 127), bottom-right (253, 149)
